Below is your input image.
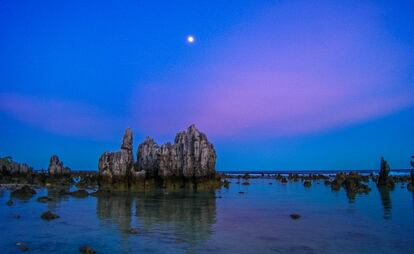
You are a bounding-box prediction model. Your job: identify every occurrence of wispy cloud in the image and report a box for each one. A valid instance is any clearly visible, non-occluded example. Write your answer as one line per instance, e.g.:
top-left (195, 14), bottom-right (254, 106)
top-left (132, 2), bottom-right (414, 138)
top-left (0, 93), bottom-right (123, 139)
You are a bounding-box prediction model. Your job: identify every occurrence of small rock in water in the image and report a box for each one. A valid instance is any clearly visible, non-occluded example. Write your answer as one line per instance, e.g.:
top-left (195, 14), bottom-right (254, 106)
top-left (11, 185), bottom-right (36, 199)
top-left (238, 191), bottom-right (245, 194)
top-left (70, 190), bottom-right (89, 198)
top-left (290, 214), bottom-right (301, 220)
top-left (6, 199), bottom-right (14, 206)
top-left (41, 211), bottom-right (60, 221)
top-left (37, 196), bottom-right (53, 203)
top-left (16, 242), bottom-right (29, 252)
top-left (80, 245), bottom-right (96, 254)
top-left (303, 181), bottom-right (312, 188)
top-left (128, 228), bottom-right (139, 234)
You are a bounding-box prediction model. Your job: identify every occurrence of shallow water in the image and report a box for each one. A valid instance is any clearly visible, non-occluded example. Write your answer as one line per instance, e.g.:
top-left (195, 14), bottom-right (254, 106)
top-left (1, 179), bottom-right (413, 254)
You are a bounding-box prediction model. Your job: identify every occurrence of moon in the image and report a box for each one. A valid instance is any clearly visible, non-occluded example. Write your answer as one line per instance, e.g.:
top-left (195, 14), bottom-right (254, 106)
top-left (187, 35), bottom-right (195, 44)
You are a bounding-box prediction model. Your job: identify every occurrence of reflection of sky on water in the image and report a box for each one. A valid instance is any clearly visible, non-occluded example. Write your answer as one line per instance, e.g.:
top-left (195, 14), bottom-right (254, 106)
top-left (0, 180), bottom-right (413, 253)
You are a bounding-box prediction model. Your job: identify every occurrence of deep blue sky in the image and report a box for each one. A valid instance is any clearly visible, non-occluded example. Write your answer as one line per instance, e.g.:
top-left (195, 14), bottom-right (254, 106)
top-left (1, 0), bottom-right (413, 171)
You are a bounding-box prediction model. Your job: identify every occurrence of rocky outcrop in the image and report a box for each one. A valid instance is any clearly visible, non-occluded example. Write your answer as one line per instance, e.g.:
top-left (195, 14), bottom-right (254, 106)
top-left (174, 125), bottom-right (216, 178)
top-left (48, 155), bottom-right (71, 175)
top-left (135, 125), bottom-right (217, 179)
top-left (377, 157), bottom-right (394, 188)
top-left (98, 128), bottom-right (134, 178)
top-left (0, 156), bottom-right (32, 175)
top-left (136, 137), bottom-right (160, 177)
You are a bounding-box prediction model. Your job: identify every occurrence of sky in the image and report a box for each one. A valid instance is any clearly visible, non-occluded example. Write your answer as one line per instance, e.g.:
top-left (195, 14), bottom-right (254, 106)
top-left (0, 0), bottom-right (413, 171)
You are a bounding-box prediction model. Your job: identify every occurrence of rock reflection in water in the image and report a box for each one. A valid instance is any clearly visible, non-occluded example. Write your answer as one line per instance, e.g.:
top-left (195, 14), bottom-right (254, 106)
top-left (378, 186), bottom-right (392, 220)
top-left (95, 190), bottom-right (216, 250)
top-left (96, 192), bottom-right (133, 237)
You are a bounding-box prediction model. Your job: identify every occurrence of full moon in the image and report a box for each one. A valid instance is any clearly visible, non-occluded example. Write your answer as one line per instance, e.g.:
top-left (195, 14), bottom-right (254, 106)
top-left (187, 35), bottom-right (195, 43)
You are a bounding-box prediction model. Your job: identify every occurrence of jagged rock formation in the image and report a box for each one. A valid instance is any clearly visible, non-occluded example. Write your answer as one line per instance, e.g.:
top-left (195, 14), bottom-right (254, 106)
top-left (0, 156), bottom-right (32, 175)
top-left (135, 125), bottom-right (216, 179)
top-left (136, 137), bottom-right (160, 178)
top-left (377, 157), bottom-right (394, 188)
top-left (48, 155), bottom-right (71, 175)
top-left (98, 128), bottom-right (135, 178)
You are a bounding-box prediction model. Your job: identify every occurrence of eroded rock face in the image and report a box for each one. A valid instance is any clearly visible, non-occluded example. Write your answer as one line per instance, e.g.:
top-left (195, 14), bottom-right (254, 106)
top-left (98, 128), bottom-right (134, 178)
top-left (0, 156), bottom-right (32, 175)
top-left (174, 125), bottom-right (216, 178)
top-left (136, 125), bottom-right (216, 179)
top-left (136, 137), bottom-right (160, 177)
top-left (48, 155), bottom-right (71, 175)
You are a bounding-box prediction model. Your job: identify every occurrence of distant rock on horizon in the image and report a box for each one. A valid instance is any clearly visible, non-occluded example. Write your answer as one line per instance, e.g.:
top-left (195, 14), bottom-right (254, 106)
top-left (0, 156), bottom-right (32, 175)
top-left (48, 155), bottom-right (71, 175)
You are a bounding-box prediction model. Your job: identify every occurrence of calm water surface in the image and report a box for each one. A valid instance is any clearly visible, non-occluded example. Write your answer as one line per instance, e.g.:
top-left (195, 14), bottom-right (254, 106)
top-left (1, 179), bottom-right (413, 253)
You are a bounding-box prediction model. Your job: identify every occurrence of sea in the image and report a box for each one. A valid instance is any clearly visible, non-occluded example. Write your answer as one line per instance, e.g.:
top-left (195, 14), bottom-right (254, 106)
top-left (1, 170), bottom-right (413, 253)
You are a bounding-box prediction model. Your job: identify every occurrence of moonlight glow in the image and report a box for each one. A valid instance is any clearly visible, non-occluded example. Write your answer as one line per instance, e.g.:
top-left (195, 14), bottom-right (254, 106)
top-left (187, 35), bottom-right (195, 43)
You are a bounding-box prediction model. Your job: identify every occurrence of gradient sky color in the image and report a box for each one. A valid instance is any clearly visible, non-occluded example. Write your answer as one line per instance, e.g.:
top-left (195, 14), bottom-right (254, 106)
top-left (1, 0), bottom-right (413, 171)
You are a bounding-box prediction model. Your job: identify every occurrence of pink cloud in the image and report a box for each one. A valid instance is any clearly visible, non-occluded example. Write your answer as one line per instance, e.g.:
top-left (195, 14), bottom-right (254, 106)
top-left (0, 93), bottom-right (122, 139)
top-left (131, 2), bottom-right (414, 138)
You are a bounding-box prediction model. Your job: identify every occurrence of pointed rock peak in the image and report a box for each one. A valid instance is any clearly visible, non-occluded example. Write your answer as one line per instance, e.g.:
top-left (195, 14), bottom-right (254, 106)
top-left (187, 124), bottom-right (199, 133)
top-left (121, 128), bottom-right (133, 150)
top-left (144, 136), bottom-right (157, 144)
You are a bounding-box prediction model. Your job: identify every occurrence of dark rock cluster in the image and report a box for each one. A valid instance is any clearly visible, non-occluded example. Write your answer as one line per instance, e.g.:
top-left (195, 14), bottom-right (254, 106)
top-left (408, 155), bottom-right (414, 191)
top-left (0, 156), bottom-right (32, 176)
top-left (48, 155), bottom-right (71, 176)
top-left (377, 157), bottom-right (394, 188)
top-left (98, 125), bottom-right (217, 182)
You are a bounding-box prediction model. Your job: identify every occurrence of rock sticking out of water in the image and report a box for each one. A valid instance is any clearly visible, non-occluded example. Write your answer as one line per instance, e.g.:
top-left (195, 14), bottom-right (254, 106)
top-left (377, 157), bottom-right (394, 188)
top-left (128, 228), bottom-right (139, 234)
top-left (11, 185), bottom-right (36, 199)
top-left (41, 211), bottom-right (60, 221)
top-left (48, 155), bottom-right (71, 175)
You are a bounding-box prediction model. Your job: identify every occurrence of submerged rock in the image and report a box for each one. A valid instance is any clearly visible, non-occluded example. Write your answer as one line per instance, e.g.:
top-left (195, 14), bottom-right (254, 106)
top-left (69, 190), bottom-right (89, 198)
top-left (79, 246), bottom-right (96, 254)
top-left (41, 211), bottom-right (59, 221)
top-left (128, 228), bottom-right (139, 234)
top-left (98, 128), bottom-right (134, 178)
top-left (37, 196), bottom-right (53, 203)
top-left (290, 214), bottom-right (301, 220)
top-left (6, 199), bottom-right (13, 206)
top-left (48, 155), bottom-right (71, 175)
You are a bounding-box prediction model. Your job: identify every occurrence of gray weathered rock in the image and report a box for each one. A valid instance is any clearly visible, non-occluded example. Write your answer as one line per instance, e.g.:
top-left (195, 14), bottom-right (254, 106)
top-left (136, 125), bottom-right (216, 179)
top-left (98, 128), bottom-right (134, 178)
top-left (136, 137), bottom-right (160, 177)
top-left (48, 155), bottom-right (70, 175)
top-left (174, 125), bottom-right (216, 178)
